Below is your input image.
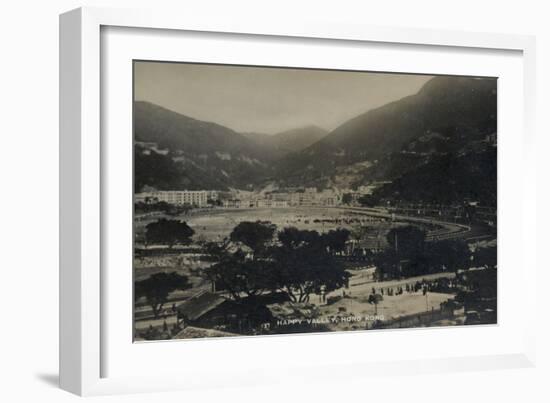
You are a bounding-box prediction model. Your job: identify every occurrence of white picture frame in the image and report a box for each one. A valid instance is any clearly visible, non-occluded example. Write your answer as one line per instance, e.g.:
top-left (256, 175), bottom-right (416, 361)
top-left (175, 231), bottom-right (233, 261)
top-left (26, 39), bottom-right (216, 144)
top-left (60, 6), bottom-right (538, 396)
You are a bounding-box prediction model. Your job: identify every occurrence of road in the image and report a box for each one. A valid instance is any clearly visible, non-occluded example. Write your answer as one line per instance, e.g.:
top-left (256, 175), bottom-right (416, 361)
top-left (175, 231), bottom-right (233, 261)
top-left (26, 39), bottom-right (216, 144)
top-left (346, 271), bottom-right (455, 294)
top-left (336, 206), bottom-right (473, 241)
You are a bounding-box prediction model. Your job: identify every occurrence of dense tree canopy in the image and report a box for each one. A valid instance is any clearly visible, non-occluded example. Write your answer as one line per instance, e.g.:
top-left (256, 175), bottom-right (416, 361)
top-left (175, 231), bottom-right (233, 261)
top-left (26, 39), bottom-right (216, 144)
top-left (386, 225), bottom-right (427, 257)
top-left (229, 221), bottom-right (276, 255)
top-left (203, 241), bottom-right (274, 300)
top-left (135, 272), bottom-right (191, 318)
top-left (322, 229), bottom-right (351, 254)
top-left (342, 193), bottom-right (353, 205)
top-left (203, 225), bottom-right (350, 303)
top-left (270, 229), bottom-right (350, 302)
top-left (375, 225), bottom-right (470, 279)
top-left (135, 201), bottom-right (192, 216)
top-left (358, 194), bottom-right (378, 207)
top-left (425, 239), bottom-right (470, 272)
top-left (145, 218), bottom-right (195, 247)
top-left (471, 245), bottom-right (497, 268)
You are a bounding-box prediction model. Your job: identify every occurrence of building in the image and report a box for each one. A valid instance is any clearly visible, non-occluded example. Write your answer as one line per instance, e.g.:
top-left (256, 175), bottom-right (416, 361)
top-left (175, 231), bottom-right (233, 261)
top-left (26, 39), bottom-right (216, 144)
top-left (176, 291), bottom-right (236, 330)
top-left (134, 193), bottom-right (156, 204)
top-left (135, 190), bottom-right (208, 207)
top-left (298, 192), bottom-right (315, 206)
top-left (357, 185), bottom-right (375, 195)
top-left (255, 199), bottom-right (289, 208)
top-left (223, 199), bottom-right (244, 208)
top-left (318, 189), bottom-right (342, 206)
top-left (271, 200), bottom-right (289, 208)
top-left (172, 326), bottom-right (238, 339)
top-left (176, 291), bottom-right (273, 333)
top-left (135, 141), bottom-right (169, 155)
top-left (206, 190), bottom-right (219, 202)
top-left (263, 187), bottom-right (345, 207)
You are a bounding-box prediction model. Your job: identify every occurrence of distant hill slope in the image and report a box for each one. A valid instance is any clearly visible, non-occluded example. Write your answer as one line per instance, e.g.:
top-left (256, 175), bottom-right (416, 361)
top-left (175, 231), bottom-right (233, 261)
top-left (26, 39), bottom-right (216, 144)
top-left (243, 125), bottom-right (328, 158)
top-left (134, 101), bottom-right (273, 191)
top-left (370, 147), bottom-right (497, 207)
top-left (274, 76), bottom-right (497, 186)
top-left (271, 125), bottom-right (328, 154)
top-left (135, 101), bottom-right (271, 159)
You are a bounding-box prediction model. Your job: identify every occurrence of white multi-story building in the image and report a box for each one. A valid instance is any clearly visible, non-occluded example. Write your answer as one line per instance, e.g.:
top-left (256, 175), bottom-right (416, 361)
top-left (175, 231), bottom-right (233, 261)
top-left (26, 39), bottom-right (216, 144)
top-left (318, 189), bottom-right (341, 206)
top-left (135, 190), bottom-right (208, 207)
top-left (206, 190), bottom-right (219, 201)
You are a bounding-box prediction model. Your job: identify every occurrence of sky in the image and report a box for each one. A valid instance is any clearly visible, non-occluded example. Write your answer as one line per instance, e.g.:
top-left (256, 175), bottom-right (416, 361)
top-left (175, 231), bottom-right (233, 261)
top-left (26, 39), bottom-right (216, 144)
top-left (134, 61), bottom-right (434, 135)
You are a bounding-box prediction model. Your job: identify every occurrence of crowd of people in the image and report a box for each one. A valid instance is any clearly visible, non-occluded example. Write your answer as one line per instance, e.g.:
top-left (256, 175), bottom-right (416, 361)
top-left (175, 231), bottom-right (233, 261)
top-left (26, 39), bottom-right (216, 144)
top-left (371, 277), bottom-right (456, 297)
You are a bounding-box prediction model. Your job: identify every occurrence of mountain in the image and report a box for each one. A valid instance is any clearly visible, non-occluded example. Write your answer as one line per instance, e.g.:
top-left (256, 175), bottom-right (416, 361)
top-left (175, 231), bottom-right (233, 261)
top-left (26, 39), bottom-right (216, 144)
top-left (134, 101), bottom-right (272, 159)
top-left (134, 101), bottom-right (273, 192)
top-left (271, 126), bottom-right (328, 154)
top-left (320, 76), bottom-right (496, 159)
top-left (369, 147), bottom-right (497, 207)
top-left (134, 75), bottom-right (497, 207)
top-left (273, 76), bottom-right (497, 187)
top-left (243, 125), bottom-right (328, 157)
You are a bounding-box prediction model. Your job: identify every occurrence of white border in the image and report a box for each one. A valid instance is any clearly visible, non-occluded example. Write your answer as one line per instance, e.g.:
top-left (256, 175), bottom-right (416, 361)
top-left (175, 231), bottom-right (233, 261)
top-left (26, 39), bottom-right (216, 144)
top-left (103, 25), bottom-right (524, 379)
top-left (60, 7), bottom-right (537, 396)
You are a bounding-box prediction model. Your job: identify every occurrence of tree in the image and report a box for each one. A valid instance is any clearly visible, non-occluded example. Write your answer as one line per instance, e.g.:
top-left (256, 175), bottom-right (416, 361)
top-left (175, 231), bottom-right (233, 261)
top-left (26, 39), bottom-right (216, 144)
top-left (270, 228), bottom-right (350, 303)
top-left (277, 227), bottom-right (350, 254)
top-left (202, 241), bottom-right (273, 300)
top-left (135, 272), bottom-right (191, 318)
top-left (321, 229), bottom-right (350, 254)
top-left (134, 200), bottom-right (171, 214)
top-left (373, 249), bottom-right (401, 280)
top-left (425, 239), bottom-right (470, 272)
top-left (455, 267), bottom-right (497, 315)
top-left (386, 225), bottom-right (426, 258)
top-left (471, 245), bottom-right (496, 268)
top-left (358, 194), bottom-right (378, 207)
top-left (278, 227), bottom-right (319, 249)
top-left (145, 218), bottom-right (195, 248)
top-left (400, 253), bottom-right (431, 278)
top-left (351, 225), bottom-right (369, 242)
top-left (230, 221), bottom-right (276, 255)
top-left (203, 226), bottom-right (350, 304)
top-left (372, 226), bottom-right (427, 280)
top-left (368, 293), bottom-right (383, 315)
top-left (342, 193), bottom-right (353, 205)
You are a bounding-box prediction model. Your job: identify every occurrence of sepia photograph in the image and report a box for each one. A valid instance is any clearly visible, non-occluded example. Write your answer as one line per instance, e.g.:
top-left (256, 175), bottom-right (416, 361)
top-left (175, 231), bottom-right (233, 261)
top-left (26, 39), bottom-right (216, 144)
top-left (133, 61), bottom-right (497, 342)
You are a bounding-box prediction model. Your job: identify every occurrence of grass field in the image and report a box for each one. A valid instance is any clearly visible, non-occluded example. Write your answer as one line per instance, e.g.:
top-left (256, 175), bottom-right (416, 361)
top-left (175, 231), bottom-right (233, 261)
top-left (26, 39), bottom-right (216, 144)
top-left (180, 207), bottom-right (392, 243)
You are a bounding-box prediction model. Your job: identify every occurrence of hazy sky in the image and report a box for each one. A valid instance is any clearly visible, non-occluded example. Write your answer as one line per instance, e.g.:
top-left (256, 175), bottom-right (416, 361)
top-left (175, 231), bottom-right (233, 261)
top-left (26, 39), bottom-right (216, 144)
top-left (134, 61), bottom-right (433, 134)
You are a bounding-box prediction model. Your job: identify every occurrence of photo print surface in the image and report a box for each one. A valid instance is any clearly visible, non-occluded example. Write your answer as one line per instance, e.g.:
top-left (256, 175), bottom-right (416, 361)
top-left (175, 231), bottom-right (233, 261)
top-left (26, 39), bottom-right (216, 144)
top-left (133, 61), bottom-right (497, 341)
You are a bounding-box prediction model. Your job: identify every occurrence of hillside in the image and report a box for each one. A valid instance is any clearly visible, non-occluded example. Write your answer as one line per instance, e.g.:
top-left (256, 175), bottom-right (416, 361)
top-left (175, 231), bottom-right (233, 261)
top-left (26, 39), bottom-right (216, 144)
top-left (134, 101), bottom-right (273, 191)
top-left (135, 101), bottom-right (273, 158)
top-left (368, 147), bottom-right (497, 206)
top-left (274, 76), bottom-right (497, 187)
top-left (243, 125), bottom-right (328, 157)
top-left (271, 125), bottom-right (328, 154)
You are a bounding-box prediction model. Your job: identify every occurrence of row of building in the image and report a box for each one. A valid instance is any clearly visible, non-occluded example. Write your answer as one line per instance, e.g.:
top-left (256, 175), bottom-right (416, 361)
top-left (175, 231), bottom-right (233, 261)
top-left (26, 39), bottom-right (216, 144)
top-left (135, 190), bottom-right (218, 207)
top-left (224, 187), bottom-right (344, 209)
top-left (134, 183), bottom-right (388, 210)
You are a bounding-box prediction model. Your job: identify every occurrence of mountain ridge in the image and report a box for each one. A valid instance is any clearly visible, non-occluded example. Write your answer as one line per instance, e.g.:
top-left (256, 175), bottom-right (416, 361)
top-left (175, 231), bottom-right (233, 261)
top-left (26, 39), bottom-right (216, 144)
top-left (272, 76), bottom-right (497, 187)
top-left (243, 125), bottom-right (328, 157)
top-left (134, 101), bottom-right (274, 191)
top-left (134, 76), bottom-right (497, 207)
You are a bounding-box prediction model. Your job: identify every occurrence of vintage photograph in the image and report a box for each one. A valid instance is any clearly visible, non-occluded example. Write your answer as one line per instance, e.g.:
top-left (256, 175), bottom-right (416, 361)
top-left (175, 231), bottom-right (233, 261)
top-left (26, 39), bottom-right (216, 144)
top-left (133, 61), bottom-right (497, 341)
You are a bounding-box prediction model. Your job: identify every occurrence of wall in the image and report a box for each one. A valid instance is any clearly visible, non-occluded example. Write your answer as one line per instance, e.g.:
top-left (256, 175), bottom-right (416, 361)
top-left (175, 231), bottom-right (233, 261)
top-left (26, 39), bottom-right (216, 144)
top-left (0, 0), bottom-right (548, 402)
